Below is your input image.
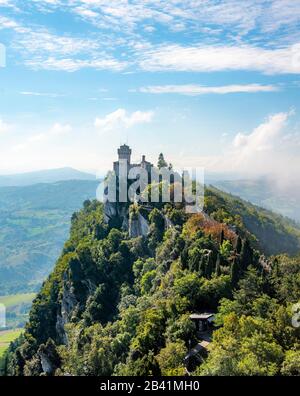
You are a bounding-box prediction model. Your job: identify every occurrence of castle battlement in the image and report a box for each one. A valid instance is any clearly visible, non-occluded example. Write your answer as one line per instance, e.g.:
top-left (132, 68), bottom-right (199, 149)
top-left (113, 144), bottom-right (153, 177)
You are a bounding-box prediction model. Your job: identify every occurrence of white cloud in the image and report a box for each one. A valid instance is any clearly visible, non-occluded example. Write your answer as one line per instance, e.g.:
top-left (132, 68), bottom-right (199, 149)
top-left (27, 133), bottom-right (47, 143)
top-left (168, 111), bottom-right (300, 207)
top-left (20, 91), bottom-right (63, 98)
top-left (140, 84), bottom-right (278, 95)
top-left (232, 112), bottom-right (289, 158)
top-left (74, 7), bottom-right (99, 18)
top-left (20, 123), bottom-right (72, 146)
top-left (94, 108), bottom-right (154, 132)
top-left (24, 57), bottom-right (127, 72)
top-left (0, 15), bottom-right (127, 72)
top-left (16, 31), bottom-right (100, 56)
top-left (139, 43), bottom-right (300, 74)
top-left (1, 2), bottom-right (300, 73)
top-left (144, 26), bottom-right (156, 33)
top-left (0, 16), bottom-right (23, 32)
top-left (192, 111), bottom-right (300, 182)
top-left (262, 0), bottom-right (300, 32)
top-left (0, 118), bottom-right (11, 135)
top-left (25, 1), bottom-right (300, 47)
top-left (0, 1), bottom-right (299, 73)
top-left (49, 123), bottom-right (72, 136)
top-left (38, 1), bottom-right (300, 41)
top-left (0, 0), bottom-right (11, 6)
top-left (0, 0), bottom-right (18, 10)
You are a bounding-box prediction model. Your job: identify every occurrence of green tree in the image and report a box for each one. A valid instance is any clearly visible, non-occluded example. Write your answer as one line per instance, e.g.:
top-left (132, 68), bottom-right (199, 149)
top-left (231, 257), bottom-right (240, 288)
top-left (141, 270), bottom-right (156, 295)
top-left (156, 341), bottom-right (187, 376)
top-left (281, 350), bottom-right (300, 376)
top-left (148, 208), bottom-right (165, 250)
top-left (236, 236), bottom-right (242, 254)
top-left (199, 313), bottom-right (284, 376)
top-left (220, 240), bottom-right (232, 259)
top-left (157, 153), bottom-right (168, 169)
top-left (215, 254), bottom-right (221, 276)
top-left (83, 284), bottom-right (115, 325)
top-left (240, 239), bottom-right (253, 271)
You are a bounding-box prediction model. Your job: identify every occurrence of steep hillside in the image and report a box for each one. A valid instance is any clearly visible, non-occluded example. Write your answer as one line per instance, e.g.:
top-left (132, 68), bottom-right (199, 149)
top-left (4, 194), bottom-right (300, 376)
top-left (0, 180), bottom-right (99, 294)
top-left (214, 178), bottom-right (300, 223)
top-left (205, 186), bottom-right (300, 256)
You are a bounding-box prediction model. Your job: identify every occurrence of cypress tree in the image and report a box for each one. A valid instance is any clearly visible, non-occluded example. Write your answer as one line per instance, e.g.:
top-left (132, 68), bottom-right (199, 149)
top-left (272, 257), bottom-right (279, 277)
top-left (199, 255), bottom-right (206, 277)
top-left (231, 256), bottom-right (240, 288)
top-left (205, 251), bottom-right (215, 279)
top-left (180, 247), bottom-right (189, 269)
top-left (215, 254), bottom-right (221, 276)
top-left (240, 239), bottom-right (253, 271)
top-left (236, 236), bottom-right (242, 254)
top-left (220, 229), bottom-right (225, 246)
top-left (157, 153), bottom-right (168, 169)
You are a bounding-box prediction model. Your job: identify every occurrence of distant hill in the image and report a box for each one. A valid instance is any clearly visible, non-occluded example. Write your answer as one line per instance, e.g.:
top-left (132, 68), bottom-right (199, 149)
top-left (206, 186), bottom-right (300, 256)
top-left (213, 178), bottom-right (300, 223)
top-left (0, 167), bottom-right (96, 187)
top-left (0, 179), bottom-right (99, 294)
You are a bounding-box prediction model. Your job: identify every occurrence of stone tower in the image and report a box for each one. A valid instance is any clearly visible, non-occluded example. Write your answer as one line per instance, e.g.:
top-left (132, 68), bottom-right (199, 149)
top-left (118, 144), bottom-right (131, 164)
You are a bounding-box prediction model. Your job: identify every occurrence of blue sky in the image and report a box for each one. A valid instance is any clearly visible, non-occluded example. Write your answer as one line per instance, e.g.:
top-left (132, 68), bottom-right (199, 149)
top-left (0, 0), bottom-right (300, 183)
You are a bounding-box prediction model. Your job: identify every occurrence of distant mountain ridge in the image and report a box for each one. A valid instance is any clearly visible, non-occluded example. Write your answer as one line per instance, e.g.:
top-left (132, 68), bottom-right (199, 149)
top-left (0, 167), bottom-right (96, 187)
top-left (213, 178), bottom-right (300, 223)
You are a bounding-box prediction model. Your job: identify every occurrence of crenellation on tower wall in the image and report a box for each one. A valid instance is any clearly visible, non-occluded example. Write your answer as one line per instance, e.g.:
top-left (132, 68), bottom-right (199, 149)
top-left (113, 144), bottom-right (153, 177)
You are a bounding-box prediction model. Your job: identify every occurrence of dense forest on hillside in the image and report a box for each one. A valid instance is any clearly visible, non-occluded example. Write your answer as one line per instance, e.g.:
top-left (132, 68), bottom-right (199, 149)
top-left (206, 187), bottom-right (300, 256)
top-left (2, 185), bottom-right (300, 376)
top-left (214, 178), bottom-right (300, 223)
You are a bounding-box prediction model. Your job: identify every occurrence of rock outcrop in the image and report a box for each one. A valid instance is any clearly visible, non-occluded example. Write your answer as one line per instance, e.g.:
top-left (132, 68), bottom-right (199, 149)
top-left (55, 273), bottom-right (78, 345)
top-left (129, 212), bottom-right (150, 238)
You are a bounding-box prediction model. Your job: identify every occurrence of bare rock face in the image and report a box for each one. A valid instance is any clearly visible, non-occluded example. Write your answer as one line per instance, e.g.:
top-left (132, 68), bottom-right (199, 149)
top-left (61, 279), bottom-right (78, 322)
top-left (38, 339), bottom-right (61, 376)
top-left (129, 213), bottom-right (150, 238)
top-left (55, 313), bottom-right (67, 345)
top-left (104, 201), bottom-right (130, 231)
top-left (82, 278), bottom-right (97, 294)
top-left (39, 352), bottom-right (54, 375)
top-left (104, 201), bottom-right (117, 223)
top-left (55, 273), bottom-right (78, 344)
top-left (164, 216), bottom-right (173, 229)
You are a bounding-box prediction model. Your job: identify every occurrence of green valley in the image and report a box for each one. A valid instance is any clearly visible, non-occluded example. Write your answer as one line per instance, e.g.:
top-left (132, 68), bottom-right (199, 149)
top-left (0, 329), bottom-right (23, 375)
top-left (0, 293), bottom-right (36, 329)
top-left (0, 179), bottom-right (99, 294)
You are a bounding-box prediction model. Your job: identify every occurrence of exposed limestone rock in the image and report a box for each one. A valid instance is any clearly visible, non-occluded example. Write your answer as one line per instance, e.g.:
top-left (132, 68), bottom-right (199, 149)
top-left (39, 352), bottom-right (54, 375)
top-left (38, 339), bottom-right (61, 376)
top-left (55, 313), bottom-right (67, 345)
top-left (104, 200), bottom-right (130, 230)
top-left (129, 212), bottom-right (149, 238)
top-left (61, 281), bottom-right (78, 323)
top-left (55, 273), bottom-right (78, 345)
top-left (104, 201), bottom-right (117, 223)
top-left (122, 215), bottom-right (129, 231)
top-left (164, 216), bottom-right (174, 229)
top-left (82, 278), bottom-right (97, 294)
